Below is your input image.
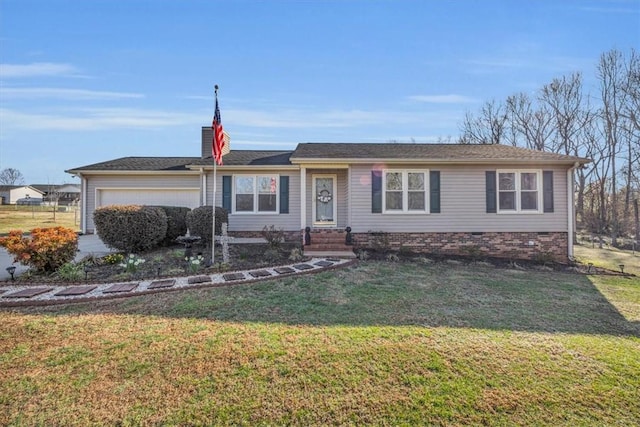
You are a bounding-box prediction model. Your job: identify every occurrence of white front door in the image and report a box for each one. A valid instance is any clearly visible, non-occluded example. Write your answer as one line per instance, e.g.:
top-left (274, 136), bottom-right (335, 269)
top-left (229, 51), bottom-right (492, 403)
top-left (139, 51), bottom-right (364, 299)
top-left (313, 174), bottom-right (337, 226)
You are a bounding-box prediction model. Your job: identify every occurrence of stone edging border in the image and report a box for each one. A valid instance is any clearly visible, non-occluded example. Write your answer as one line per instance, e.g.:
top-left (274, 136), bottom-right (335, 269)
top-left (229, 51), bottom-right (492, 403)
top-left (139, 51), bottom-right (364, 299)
top-left (0, 258), bottom-right (358, 308)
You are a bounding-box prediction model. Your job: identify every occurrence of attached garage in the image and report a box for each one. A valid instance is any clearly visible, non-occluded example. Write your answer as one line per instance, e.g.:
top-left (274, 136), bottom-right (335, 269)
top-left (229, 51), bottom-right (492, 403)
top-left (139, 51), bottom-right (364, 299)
top-left (96, 188), bottom-right (200, 209)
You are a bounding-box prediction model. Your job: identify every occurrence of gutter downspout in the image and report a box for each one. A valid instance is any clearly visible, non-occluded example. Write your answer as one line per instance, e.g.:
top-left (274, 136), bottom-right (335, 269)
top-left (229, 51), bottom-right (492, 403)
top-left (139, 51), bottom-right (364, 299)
top-left (300, 167), bottom-right (307, 229)
top-left (567, 162), bottom-right (580, 260)
top-left (76, 173), bottom-right (87, 235)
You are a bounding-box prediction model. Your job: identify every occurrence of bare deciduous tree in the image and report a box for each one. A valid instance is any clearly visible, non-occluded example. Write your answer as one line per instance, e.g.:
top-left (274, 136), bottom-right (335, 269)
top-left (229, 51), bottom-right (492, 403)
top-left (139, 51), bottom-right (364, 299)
top-left (505, 92), bottom-right (555, 151)
top-left (457, 49), bottom-right (639, 244)
top-left (460, 100), bottom-right (508, 145)
top-left (619, 49), bottom-right (640, 233)
top-left (540, 72), bottom-right (592, 157)
top-left (0, 168), bottom-right (25, 186)
top-left (597, 49), bottom-right (629, 246)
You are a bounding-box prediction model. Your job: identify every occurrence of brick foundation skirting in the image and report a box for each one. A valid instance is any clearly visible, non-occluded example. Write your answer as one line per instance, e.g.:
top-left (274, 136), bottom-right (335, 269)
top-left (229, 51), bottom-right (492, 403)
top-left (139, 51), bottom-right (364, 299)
top-left (228, 230), bottom-right (302, 243)
top-left (229, 230), bottom-right (569, 263)
top-left (351, 231), bottom-right (569, 263)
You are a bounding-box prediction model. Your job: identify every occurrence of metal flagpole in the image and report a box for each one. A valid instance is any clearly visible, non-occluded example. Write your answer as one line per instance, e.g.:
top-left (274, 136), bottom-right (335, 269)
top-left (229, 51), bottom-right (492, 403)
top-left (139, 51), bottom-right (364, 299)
top-left (212, 85), bottom-right (218, 266)
top-left (212, 157), bottom-right (216, 266)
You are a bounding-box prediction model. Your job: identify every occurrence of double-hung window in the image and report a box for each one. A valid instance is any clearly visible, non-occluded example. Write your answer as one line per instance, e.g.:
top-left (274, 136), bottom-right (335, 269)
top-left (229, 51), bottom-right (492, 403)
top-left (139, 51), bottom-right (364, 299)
top-left (383, 170), bottom-right (428, 213)
top-left (234, 175), bottom-right (278, 213)
top-left (497, 170), bottom-right (541, 213)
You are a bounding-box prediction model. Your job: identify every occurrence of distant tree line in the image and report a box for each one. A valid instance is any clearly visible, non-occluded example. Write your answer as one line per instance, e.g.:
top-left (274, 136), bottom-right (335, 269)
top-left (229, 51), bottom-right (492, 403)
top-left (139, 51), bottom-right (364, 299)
top-left (459, 48), bottom-right (639, 245)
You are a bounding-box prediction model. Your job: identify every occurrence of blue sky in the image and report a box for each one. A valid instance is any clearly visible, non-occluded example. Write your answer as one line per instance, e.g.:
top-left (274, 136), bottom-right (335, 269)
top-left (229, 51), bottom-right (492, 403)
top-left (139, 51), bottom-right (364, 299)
top-left (0, 0), bottom-right (638, 184)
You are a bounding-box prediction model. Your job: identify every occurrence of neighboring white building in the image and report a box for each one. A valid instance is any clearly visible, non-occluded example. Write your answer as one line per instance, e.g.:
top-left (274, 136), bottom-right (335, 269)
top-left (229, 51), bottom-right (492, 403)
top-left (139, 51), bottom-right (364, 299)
top-left (0, 185), bottom-right (45, 205)
top-left (31, 183), bottom-right (81, 206)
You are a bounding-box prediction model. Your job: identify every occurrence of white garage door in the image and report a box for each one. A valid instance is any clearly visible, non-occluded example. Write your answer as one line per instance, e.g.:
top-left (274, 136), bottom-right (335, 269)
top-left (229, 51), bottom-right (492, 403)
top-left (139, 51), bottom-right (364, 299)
top-left (98, 189), bottom-right (200, 209)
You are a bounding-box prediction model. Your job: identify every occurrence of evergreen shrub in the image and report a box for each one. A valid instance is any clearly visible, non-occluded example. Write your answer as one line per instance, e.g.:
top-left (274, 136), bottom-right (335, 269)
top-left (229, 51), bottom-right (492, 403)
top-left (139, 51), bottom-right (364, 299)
top-left (93, 205), bottom-right (167, 253)
top-left (186, 206), bottom-right (228, 248)
top-left (150, 206), bottom-right (191, 245)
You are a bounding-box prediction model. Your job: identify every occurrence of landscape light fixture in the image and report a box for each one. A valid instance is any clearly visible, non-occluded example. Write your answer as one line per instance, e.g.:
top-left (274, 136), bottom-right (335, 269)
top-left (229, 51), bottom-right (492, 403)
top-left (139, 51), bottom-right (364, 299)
top-left (587, 262), bottom-right (593, 274)
top-left (619, 264), bottom-right (625, 274)
top-left (6, 266), bottom-right (16, 281)
top-left (83, 264), bottom-right (91, 280)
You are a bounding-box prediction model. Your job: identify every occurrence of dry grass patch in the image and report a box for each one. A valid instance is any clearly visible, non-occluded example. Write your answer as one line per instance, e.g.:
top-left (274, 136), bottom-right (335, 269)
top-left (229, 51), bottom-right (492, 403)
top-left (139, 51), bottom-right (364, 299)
top-left (0, 205), bottom-right (80, 234)
top-left (1, 262), bottom-right (639, 425)
top-left (574, 243), bottom-right (640, 276)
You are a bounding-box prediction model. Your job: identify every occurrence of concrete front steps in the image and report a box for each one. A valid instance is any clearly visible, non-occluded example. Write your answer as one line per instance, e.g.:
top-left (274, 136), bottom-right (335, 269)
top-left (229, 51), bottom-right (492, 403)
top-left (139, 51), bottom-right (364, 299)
top-left (303, 228), bottom-right (357, 259)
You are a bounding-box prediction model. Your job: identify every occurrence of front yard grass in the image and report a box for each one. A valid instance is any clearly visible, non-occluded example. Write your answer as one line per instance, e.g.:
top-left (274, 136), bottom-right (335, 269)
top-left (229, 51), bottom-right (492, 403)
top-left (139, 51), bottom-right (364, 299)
top-left (0, 205), bottom-right (80, 234)
top-left (1, 262), bottom-right (639, 426)
top-left (574, 243), bottom-right (640, 276)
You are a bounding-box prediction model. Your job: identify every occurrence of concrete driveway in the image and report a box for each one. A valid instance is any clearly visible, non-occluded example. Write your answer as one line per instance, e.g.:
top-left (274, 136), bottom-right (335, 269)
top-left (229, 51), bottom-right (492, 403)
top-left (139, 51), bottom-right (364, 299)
top-left (0, 234), bottom-right (115, 281)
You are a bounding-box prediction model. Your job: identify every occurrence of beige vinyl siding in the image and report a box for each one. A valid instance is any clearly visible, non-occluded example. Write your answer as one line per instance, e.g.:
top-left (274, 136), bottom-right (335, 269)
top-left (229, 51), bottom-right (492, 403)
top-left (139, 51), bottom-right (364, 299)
top-left (304, 169), bottom-right (348, 228)
top-left (207, 171), bottom-right (301, 232)
top-left (350, 164), bottom-right (568, 233)
top-left (85, 174), bottom-right (200, 232)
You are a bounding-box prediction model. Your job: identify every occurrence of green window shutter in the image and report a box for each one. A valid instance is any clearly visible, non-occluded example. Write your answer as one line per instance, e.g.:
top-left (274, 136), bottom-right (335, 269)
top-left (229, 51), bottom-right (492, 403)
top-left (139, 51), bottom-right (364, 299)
top-left (222, 175), bottom-right (232, 211)
top-left (543, 171), bottom-right (554, 213)
top-left (372, 171), bottom-right (382, 213)
top-left (486, 171), bottom-right (496, 213)
top-left (430, 171), bottom-right (441, 213)
top-left (279, 176), bottom-right (289, 214)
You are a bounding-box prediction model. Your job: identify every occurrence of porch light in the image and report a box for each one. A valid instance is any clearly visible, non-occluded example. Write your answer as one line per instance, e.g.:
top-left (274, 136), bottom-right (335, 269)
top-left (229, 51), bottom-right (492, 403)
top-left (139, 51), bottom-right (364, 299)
top-left (6, 266), bottom-right (16, 280)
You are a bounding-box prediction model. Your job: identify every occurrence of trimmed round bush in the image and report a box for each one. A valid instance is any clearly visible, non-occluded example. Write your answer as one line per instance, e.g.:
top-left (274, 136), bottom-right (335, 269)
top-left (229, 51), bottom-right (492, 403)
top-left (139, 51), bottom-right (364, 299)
top-left (186, 206), bottom-right (229, 248)
top-left (149, 206), bottom-right (191, 245)
top-left (93, 205), bottom-right (168, 253)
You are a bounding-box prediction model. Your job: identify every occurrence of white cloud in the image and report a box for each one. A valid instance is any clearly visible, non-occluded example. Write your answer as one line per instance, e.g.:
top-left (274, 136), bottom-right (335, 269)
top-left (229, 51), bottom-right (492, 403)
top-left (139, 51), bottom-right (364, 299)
top-left (0, 104), bottom-right (463, 134)
top-left (224, 108), bottom-right (428, 129)
top-left (407, 94), bottom-right (478, 104)
top-left (0, 107), bottom-right (200, 131)
top-left (0, 87), bottom-right (144, 100)
top-left (579, 5), bottom-right (640, 14)
top-left (0, 62), bottom-right (82, 78)
top-left (462, 54), bottom-right (593, 75)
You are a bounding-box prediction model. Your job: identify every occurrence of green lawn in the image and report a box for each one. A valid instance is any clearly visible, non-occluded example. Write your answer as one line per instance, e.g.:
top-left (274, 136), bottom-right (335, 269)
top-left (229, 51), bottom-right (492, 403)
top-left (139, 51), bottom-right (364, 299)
top-left (1, 261), bottom-right (639, 426)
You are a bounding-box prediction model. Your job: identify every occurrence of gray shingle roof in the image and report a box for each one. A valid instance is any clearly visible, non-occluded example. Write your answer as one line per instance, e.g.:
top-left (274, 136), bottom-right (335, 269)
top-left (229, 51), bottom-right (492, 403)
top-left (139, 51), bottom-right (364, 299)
top-left (188, 151), bottom-right (293, 166)
top-left (291, 143), bottom-right (589, 163)
top-left (66, 143), bottom-right (589, 173)
top-left (66, 157), bottom-right (201, 172)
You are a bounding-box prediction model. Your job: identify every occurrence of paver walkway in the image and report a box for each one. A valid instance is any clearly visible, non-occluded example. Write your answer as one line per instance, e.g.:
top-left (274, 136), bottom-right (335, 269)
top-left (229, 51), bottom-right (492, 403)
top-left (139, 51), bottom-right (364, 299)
top-left (0, 258), bottom-right (355, 307)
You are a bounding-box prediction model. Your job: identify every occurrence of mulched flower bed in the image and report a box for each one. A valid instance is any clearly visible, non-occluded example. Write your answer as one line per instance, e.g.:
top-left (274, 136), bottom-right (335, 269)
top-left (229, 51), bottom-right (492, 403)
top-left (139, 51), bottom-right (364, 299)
top-left (12, 243), bottom-right (303, 285)
top-left (8, 243), bottom-right (632, 286)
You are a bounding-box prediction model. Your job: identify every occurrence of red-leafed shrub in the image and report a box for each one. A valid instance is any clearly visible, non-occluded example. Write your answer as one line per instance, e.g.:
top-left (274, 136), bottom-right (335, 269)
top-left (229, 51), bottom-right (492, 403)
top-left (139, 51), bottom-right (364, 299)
top-left (0, 227), bottom-right (79, 272)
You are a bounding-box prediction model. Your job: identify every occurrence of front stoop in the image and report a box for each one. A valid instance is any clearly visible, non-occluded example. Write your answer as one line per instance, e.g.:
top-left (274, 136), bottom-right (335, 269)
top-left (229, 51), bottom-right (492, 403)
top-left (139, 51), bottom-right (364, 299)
top-left (303, 229), bottom-right (356, 259)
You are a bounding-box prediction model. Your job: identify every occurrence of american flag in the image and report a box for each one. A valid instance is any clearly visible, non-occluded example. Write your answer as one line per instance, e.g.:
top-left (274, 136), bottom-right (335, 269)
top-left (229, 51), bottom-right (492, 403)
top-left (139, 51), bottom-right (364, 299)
top-left (212, 96), bottom-right (226, 166)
